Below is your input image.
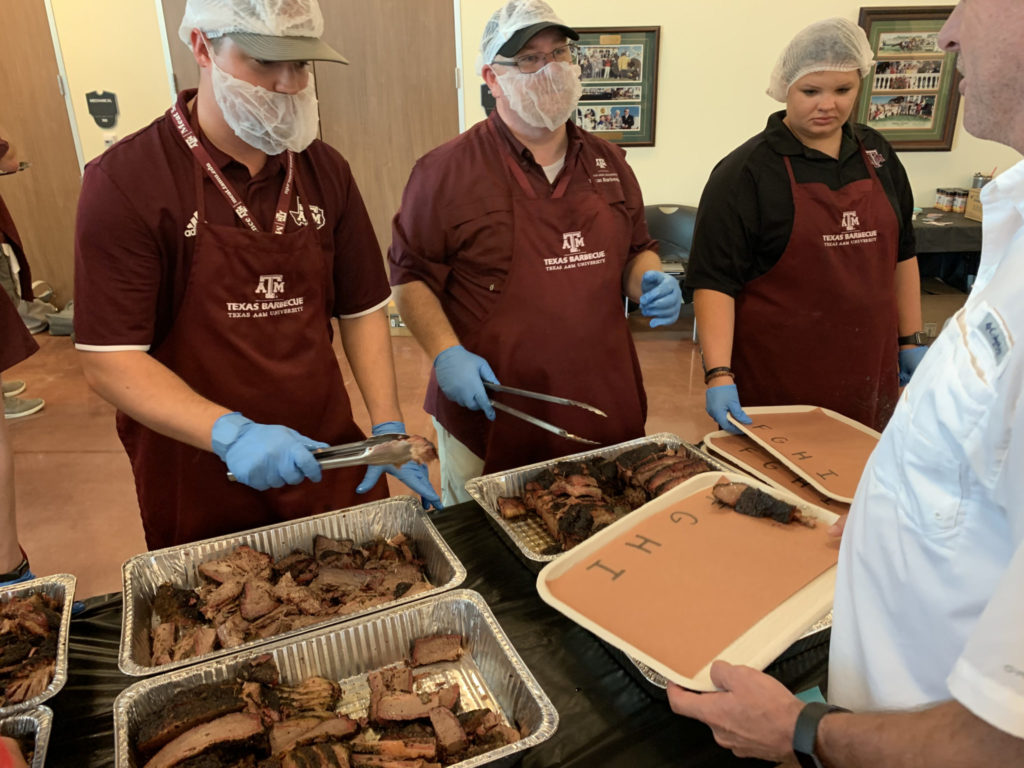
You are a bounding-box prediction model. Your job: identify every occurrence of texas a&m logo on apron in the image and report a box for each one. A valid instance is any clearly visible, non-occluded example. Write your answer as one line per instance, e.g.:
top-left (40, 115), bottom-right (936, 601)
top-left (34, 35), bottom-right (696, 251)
top-left (225, 274), bottom-right (306, 319)
top-left (542, 229), bottom-right (608, 273)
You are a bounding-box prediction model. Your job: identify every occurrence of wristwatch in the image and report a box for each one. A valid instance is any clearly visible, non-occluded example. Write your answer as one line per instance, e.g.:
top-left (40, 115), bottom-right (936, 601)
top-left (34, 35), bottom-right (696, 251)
top-left (793, 701), bottom-right (850, 768)
top-left (898, 331), bottom-right (927, 346)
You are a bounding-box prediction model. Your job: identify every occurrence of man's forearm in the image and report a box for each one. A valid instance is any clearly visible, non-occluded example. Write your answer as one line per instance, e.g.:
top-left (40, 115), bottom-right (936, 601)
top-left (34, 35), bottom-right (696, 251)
top-left (895, 257), bottom-right (923, 340)
top-left (78, 350), bottom-right (229, 451)
top-left (622, 249), bottom-right (662, 301)
top-left (391, 281), bottom-right (459, 361)
top-left (338, 308), bottom-right (403, 426)
top-left (817, 700), bottom-right (1024, 768)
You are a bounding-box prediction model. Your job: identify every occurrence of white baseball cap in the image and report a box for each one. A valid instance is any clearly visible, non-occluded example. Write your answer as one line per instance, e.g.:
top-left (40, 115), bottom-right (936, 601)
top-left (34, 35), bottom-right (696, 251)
top-left (179, 0), bottom-right (348, 64)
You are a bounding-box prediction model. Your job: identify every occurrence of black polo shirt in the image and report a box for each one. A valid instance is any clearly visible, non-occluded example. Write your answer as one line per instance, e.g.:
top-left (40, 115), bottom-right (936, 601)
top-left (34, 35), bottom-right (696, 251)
top-left (686, 111), bottom-right (916, 297)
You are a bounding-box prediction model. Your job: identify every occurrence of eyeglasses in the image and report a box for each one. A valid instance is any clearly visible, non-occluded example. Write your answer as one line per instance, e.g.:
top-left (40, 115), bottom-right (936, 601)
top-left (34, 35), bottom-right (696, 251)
top-left (492, 44), bottom-right (578, 74)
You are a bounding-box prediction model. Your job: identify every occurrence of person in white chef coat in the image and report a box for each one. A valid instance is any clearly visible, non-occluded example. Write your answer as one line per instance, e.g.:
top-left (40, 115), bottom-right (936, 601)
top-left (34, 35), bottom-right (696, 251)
top-left (667, 2), bottom-right (1024, 766)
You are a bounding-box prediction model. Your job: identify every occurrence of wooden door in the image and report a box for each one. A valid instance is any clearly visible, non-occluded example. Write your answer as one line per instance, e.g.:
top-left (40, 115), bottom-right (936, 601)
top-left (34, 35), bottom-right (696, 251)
top-left (0, 0), bottom-right (83, 305)
top-left (160, 0), bottom-right (199, 92)
top-left (316, 1), bottom-right (460, 256)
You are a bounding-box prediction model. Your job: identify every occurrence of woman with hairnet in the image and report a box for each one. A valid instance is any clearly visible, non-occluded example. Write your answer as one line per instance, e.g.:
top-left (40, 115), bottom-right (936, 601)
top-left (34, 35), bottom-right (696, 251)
top-left (687, 18), bottom-right (926, 433)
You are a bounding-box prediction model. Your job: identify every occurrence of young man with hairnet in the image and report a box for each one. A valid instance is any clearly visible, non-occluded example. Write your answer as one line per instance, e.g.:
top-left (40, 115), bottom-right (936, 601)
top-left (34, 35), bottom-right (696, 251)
top-left (389, 0), bottom-right (680, 505)
top-left (73, 0), bottom-right (439, 550)
top-left (670, 3), bottom-right (1024, 765)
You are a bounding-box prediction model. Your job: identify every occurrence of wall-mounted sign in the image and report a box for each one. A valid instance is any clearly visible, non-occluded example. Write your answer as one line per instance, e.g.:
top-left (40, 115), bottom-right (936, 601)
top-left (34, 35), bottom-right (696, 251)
top-left (86, 90), bottom-right (118, 128)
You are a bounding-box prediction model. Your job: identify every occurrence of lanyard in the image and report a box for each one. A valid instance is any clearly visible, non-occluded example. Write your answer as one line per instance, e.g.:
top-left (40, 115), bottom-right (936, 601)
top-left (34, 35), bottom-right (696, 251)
top-left (485, 118), bottom-right (575, 200)
top-left (170, 102), bottom-right (295, 235)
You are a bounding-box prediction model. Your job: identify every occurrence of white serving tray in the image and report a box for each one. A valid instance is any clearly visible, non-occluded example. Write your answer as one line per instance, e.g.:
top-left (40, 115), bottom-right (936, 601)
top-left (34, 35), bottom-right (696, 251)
top-left (730, 405), bottom-right (880, 504)
top-left (702, 430), bottom-right (850, 516)
top-left (536, 472), bottom-right (837, 691)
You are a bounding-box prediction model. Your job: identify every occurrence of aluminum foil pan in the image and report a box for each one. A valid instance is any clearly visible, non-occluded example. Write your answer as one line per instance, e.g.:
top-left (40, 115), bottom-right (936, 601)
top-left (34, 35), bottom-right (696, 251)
top-left (0, 706), bottom-right (53, 768)
top-left (120, 496), bottom-right (467, 677)
top-left (0, 574), bottom-right (76, 717)
top-left (114, 588), bottom-right (558, 768)
top-left (465, 432), bottom-right (736, 571)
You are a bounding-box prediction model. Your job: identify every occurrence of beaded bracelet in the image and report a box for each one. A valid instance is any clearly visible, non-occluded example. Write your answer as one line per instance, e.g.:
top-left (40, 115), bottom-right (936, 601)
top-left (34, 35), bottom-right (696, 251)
top-left (703, 366), bottom-right (734, 385)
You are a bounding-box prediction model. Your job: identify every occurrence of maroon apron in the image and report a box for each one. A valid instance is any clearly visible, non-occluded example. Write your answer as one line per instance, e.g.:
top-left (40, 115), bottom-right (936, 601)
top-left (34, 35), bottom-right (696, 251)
top-left (0, 288), bottom-right (37, 372)
top-left (119, 106), bottom-right (384, 549)
top-left (732, 144), bottom-right (900, 431)
top-left (428, 122), bottom-right (646, 473)
top-left (0, 195), bottom-right (34, 301)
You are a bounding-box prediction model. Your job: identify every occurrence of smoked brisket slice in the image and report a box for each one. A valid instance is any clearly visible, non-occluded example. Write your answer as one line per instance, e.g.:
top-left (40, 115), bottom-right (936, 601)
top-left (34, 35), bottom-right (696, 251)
top-left (614, 443), bottom-right (668, 473)
top-left (410, 635), bottom-right (462, 667)
top-left (137, 681), bottom-right (245, 756)
top-left (712, 480), bottom-right (803, 525)
top-left (428, 707), bottom-right (467, 759)
top-left (143, 712), bottom-right (264, 768)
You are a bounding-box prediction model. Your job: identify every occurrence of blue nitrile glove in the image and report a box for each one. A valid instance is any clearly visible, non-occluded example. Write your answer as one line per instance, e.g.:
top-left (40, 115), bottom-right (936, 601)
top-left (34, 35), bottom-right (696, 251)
top-left (433, 345), bottom-right (499, 421)
top-left (356, 421), bottom-right (443, 511)
top-left (898, 345), bottom-right (929, 387)
top-left (705, 384), bottom-right (752, 435)
top-left (639, 270), bottom-right (682, 328)
top-left (211, 412), bottom-right (327, 491)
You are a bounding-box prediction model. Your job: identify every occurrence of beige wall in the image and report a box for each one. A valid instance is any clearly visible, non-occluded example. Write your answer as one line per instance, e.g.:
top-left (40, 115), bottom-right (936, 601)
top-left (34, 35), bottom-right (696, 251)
top-left (459, 0), bottom-right (1022, 208)
top-left (50, 0), bottom-right (174, 166)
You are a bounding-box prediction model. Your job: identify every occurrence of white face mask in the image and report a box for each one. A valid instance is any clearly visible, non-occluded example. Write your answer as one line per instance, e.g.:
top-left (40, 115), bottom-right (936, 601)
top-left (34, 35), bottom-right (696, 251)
top-left (496, 61), bottom-right (582, 131)
top-left (208, 56), bottom-right (320, 155)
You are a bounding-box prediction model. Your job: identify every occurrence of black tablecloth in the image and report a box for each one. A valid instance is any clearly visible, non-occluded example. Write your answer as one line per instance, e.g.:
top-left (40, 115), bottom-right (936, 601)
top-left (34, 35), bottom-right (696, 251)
top-left (912, 207), bottom-right (982, 254)
top-left (44, 502), bottom-right (829, 767)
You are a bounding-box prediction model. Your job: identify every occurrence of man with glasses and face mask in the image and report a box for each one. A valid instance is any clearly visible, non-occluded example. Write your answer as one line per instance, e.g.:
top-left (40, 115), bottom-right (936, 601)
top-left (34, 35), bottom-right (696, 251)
top-left (390, 0), bottom-right (680, 505)
top-left (73, 0), bottom-right (439, 550)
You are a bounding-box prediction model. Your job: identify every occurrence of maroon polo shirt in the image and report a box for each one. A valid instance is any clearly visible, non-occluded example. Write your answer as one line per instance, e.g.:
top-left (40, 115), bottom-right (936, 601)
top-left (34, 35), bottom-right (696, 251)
top-left (74, 89), bottom-right (389, 351)
top-left (0, 137), bottom-right (34, 301)
top-left (388, 111), bottom-right (655, 338)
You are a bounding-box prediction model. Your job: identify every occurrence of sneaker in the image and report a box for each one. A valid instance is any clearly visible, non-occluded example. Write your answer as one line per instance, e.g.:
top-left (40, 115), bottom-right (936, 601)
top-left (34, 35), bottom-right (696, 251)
top-left (31, 280), bottom-right (54, 303)
top-left (3, 396), bottom-right (44, 419)
top-left (2, 380), bottom-right (26, 397)
top-left (18, 298), bottom-right (58, 334)
top-left (46, 300), bottom-right (74, 337)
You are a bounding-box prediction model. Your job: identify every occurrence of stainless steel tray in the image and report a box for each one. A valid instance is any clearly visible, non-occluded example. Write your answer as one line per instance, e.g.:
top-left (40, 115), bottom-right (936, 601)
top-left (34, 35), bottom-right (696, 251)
top-left (120, 496), bottom-right (467, 677)
top-left (114, 588), bottom-right (558, 768)
top-left (0, 574), bottom-right (76, 717)
top-left (0, 706), bottom-right (52, 768)
top-left (465, 432), bottom-right (735, 571)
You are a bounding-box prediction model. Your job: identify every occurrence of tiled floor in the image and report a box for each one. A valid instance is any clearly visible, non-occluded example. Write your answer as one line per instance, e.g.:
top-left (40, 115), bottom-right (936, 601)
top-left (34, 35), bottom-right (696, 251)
top-left (5, 309), bottom-right (709, 598)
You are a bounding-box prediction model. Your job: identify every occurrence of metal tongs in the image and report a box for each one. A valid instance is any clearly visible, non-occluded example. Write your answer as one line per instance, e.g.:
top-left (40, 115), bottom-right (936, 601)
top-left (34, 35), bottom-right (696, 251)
top-left (226, 433), bottom-right (416, 481)
top-left (484, 382), bottom-right (606, 445)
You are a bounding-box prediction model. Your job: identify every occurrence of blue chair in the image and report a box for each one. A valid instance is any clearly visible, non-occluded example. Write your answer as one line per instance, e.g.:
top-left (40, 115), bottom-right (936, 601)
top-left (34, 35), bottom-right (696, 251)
top-left (644, 204), bottom-right (697, 303)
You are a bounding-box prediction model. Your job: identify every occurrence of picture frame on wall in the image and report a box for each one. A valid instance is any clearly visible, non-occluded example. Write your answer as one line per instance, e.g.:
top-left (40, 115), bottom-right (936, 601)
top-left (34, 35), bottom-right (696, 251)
top-left (856, 6), bottom-right (961, 151)
top-left (573, 26), bottom-right (659, 147)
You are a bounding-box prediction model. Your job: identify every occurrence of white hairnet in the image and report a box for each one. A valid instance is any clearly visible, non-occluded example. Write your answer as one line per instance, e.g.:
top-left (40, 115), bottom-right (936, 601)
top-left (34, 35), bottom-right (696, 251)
top-left (476, 0), bottom-right (577, 76)
top-left (178, 0), bottom-right (324, 46)
top-left (767, 17), bottom-right (875, 102)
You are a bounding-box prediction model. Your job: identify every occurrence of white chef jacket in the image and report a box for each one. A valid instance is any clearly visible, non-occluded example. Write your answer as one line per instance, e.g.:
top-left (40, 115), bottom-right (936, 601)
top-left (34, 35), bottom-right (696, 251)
top-left (828, 159), bottom-right (1024, 739)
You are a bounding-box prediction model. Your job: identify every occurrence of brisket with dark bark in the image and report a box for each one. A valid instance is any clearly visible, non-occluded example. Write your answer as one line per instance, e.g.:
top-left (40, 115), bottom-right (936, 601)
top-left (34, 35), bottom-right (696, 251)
top-left (144, 713), bottom-right (265, 768)
top-left (137, 681), bottom-right (246, 756)
top-left (712, 480), bottom-right (814, 526)
top-left (495, 442), bottom-right (713, 551)
top-left (133, 635), bottom-right (515, 768)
